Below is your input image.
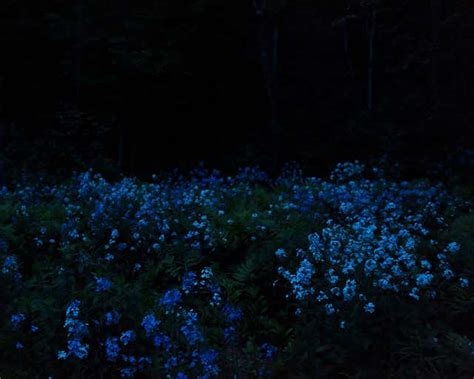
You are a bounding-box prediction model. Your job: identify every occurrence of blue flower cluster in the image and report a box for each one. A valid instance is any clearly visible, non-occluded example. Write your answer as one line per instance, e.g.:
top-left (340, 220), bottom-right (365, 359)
top-left (120, 330), bottom-right (136, 346)
top-left (160, 289), bottom-right (182, 312)
top-left (276, 162), bottom-right (467, 319)
top-left (141, 314), bottom-right (160, 337)
top-left (134, 268), bottom-right (231, 377)
top-left (2, 255), bottom-right (22, 281)
top-left (105, 337), bottom-right (120, 362)
top-left (58, 300), bottom-right (89, 360)
top-left (102, 327), bottom-right (151, 376)
top-left (1, 161), bottom-right (471, 377)
top-left (95, 277), bottom-right (113, 292)
top-left (10, 313), bottom-right (26, 330)
top-left (104, 310), bottom-right (121, 326)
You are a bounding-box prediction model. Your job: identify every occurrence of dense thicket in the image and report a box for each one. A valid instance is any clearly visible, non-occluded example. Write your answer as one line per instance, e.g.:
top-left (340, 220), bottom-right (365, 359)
top-left (1, 1), bottom-right (474, 178)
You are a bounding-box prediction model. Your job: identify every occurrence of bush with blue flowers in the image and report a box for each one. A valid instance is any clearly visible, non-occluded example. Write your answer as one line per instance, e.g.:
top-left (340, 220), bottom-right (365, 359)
top-left (0, 162), bottom-right (473, 377)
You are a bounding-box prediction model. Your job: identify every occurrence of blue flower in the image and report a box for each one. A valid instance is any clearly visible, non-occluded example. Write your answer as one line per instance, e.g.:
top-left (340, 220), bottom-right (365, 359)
top-left (364, 302), bottom-right (375, 314)
top-left (105, 337), bottom-right (120, 362)
top-left (160, 289), bottom-right (182, 311)
top-left (2, 255), bottom-right (21, 279)
top-left (342, 279), bottom-right (357, 301)
top-left (120, 330), bottom-right (136, 346)
top-left (122, 355), bottom-right (137, 364)
top-left (153, 333), bottom-right (171, 350)
top-left (15, 342), bottom-right (24, 350)
top-left (67, 339), bottom-right (89, 359)
top-left (416, 273), bottom-right (434, 287)
top-left (95, 277), bottom-right (113, 292)
top-left (260, 343), bottom-right (278, 359)
top-left (141, 314), bottom-right (160, 336)
top-left (420, 259), bottom-right (432, 270)
top-left (442, 268), bottom-right (454, 280)
top-left (364, 259), bottom-right (377, 273)
top-left (62, 300), bottom-right (89, 360)
top-left (120, 367), bottom-right (137, 378)
top-left (459, 277), bottom-right (469, 288)
top-left (325, 303), bottom-right (336, 315)
top-left (104, 311), bottom-right (121, 326)
top-left (66, 300), bottom-right (81, 319)
top-left (223, 304), bottom-right (242, 323)
top-left (133, 263), bottom-right (142, 272)
top-left (317, 291), bottom-right (328, 302)
top-left (281, 258), bottom-right (315, 300)
top-left (409, 287), bottom-right (420, 301)
top-left (138, 356), bottom-right (152, 370)
top-left (164, 355), bottom-right (178, 369)
top-left (180, 310), bottom-right (204, 345)
top-left (182, 271), bottom-right (197, 293)
top-left (275, 248), bottom-right (287, 259)
top-left (446, 242), bottom-right (460, 254)
top-left (10, 313), bottom-right (26, 330)
top-left (198, 348), bottom-right (219, 376)
top-left (200, 267), bottom-right (213, 280)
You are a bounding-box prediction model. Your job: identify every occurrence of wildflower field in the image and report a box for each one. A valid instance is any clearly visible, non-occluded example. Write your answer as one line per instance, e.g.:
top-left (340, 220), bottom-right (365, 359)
top-left (1, 162), bottom-right (473, 378)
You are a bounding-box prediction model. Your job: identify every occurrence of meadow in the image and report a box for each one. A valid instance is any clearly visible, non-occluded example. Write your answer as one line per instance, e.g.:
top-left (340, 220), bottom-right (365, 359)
top-left (1, 162), bottom-right (473, 378)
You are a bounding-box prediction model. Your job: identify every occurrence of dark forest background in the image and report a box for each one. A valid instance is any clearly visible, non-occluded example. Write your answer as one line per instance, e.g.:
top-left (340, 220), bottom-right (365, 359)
top-left (1, 0), bottom-right (474, 180)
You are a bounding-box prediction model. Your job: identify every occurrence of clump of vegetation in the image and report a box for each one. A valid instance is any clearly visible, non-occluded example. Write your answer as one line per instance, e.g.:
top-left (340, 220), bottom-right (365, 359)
top-left (1, 162), bottom-right (473, 378)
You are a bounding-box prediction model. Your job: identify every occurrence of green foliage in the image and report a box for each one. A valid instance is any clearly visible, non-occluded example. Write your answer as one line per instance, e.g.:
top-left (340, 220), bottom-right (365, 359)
top-left (1, 168), bottom-right (473, 377)
top-left (449, 213), bottom-right (474, 257)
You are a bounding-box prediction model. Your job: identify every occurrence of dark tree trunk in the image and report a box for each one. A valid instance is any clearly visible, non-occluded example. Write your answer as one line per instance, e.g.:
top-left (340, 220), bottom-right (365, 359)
top-left (117, 0), bottom-right (130, 170)
top-left (270, 17), bottom-right (280, 171)
top-left (0, 76), bottom-right (5, 185)
top-left (367, 6), bottom-right (376, 113)
top-left (431, 0), bottom-right (442, 105)
top-left (73, 0), bottom-right (83, 106)
top-left (254, 1), bottom-right (281, 171)
top-left (342, 17), bottom-right (355, 81)
top-left (0, 123), bottom-right (4, 186)
top-left (0, 120), bottom-right (11, 186)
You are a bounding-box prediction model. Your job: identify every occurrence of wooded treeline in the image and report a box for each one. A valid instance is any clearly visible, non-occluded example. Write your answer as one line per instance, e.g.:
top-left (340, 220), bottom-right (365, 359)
top-left (0, 0), bottom-right (473, 178)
